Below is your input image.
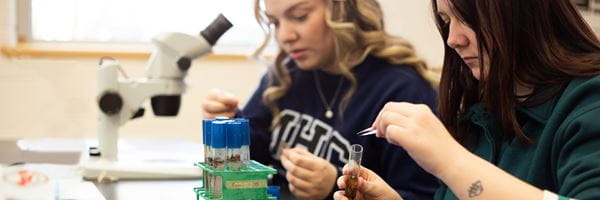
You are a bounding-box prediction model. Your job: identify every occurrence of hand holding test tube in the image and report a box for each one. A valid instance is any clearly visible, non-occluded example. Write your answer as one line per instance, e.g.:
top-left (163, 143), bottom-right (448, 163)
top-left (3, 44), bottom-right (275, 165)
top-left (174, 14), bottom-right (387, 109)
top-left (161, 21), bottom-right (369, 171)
top-left (334, 144), bottom-right (404, 200)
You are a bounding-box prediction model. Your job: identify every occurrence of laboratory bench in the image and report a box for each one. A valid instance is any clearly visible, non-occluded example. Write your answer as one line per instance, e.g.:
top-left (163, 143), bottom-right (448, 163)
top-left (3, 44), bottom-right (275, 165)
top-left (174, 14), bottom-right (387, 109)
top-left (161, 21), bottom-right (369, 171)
top-left (0, 139), bottom-right (298, 200)
top-left (0, 139), bottom-right (201, 200)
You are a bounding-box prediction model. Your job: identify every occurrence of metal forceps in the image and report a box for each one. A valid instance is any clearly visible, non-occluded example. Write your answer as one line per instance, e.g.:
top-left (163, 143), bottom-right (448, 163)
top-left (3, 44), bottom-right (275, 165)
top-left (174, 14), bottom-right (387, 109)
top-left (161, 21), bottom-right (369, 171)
top-left (356, 127), bottom-right (376, 136)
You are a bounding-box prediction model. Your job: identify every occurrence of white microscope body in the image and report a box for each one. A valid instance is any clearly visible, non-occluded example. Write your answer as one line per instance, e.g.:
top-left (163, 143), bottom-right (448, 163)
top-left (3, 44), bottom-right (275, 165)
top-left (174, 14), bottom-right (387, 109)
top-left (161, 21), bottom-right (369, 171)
top-left (80, 14), bottom-right (232, 180)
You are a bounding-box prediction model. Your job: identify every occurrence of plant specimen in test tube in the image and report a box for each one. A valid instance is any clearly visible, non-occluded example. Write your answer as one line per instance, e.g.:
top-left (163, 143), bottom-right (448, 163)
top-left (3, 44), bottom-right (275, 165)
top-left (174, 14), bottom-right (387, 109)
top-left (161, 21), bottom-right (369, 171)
top-left (345, 144), bottom-right (363, 200)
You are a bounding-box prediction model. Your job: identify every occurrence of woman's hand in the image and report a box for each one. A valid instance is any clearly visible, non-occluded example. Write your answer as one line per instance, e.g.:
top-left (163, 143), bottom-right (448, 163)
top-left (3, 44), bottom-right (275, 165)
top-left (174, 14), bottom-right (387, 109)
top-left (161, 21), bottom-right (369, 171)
top-left (280, 147), bottom-right (337, 200)
top-left (333, 165), bottom-right (402, 200)
top-left (372, 102), bottom-right (468, 179)
top-left (201, 88), bottom-right (239, 118)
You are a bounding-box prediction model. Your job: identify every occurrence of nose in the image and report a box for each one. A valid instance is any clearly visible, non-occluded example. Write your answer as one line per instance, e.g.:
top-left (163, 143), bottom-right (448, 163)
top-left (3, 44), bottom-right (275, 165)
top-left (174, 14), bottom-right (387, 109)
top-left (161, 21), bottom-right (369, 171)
top-left (446, 22), bottom-right (469, 50)
top-left (276, 22), bottom-right (299, 44)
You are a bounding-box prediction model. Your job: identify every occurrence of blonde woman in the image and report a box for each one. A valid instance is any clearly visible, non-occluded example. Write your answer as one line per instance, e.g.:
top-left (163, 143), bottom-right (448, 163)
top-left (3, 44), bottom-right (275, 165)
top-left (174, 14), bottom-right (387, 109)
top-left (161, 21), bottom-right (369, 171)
top-left (202, 0), bottom-right (439, 199)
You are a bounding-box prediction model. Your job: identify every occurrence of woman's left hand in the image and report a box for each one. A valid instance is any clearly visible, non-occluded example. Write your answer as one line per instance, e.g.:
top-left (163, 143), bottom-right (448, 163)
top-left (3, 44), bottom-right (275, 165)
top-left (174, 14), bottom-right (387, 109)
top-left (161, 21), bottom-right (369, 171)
top-left (333, 164), bottom-right (402, 200)
top-left (281, 147), bottom-right (337, 200)
top-left (372, 102), bottom-right (469, 179)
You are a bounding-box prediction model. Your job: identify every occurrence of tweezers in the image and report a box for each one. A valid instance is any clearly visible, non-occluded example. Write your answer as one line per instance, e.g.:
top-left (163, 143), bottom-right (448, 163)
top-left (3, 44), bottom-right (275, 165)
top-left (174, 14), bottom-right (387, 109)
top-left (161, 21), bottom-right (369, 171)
top-left (356, 127), bottom-right (376, 136)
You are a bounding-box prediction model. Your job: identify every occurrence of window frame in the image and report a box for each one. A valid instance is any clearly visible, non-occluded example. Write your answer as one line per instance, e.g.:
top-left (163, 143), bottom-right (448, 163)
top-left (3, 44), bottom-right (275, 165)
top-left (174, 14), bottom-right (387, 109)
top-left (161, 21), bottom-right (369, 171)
top-left (8, 0), bottom-right (275, 59)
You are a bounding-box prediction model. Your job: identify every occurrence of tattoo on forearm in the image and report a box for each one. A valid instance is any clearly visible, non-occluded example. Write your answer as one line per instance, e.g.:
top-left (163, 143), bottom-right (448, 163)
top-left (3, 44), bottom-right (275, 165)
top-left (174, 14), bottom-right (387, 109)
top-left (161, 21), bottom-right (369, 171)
top-left (468, 180), bottom-right (483, 198)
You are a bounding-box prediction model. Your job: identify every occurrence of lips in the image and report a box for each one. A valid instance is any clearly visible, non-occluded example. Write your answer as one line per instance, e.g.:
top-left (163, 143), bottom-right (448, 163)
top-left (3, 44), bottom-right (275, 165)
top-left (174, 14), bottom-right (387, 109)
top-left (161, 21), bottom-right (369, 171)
top-left (462, 57), bottom-right (479, 64)
top-left (289, 49), bottom-right (307, 59)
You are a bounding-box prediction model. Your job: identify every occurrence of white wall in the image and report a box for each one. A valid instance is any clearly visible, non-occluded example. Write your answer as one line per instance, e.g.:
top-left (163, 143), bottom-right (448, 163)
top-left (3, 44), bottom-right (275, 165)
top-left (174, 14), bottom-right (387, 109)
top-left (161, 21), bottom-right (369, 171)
top-left (0, 0), bottom-right (17, 45)
top-left (0, 56), bottom-right (265, 141)
top-left (381, 0), bottom-right (444, 68)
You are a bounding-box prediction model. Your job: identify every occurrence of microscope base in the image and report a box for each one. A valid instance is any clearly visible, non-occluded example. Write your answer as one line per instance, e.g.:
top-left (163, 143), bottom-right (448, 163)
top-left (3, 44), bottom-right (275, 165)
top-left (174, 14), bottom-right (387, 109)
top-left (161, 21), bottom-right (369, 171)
top-left (78, 138), bottom-right (204, 181)
top-left (79, 157), bottom-right (202, 181)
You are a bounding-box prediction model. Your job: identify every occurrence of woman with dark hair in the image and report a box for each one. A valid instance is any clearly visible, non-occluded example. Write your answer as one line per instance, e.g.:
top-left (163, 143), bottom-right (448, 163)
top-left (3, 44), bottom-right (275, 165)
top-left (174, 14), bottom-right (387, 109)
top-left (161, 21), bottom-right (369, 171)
top-left (334, 0), bottom-right (600, 199)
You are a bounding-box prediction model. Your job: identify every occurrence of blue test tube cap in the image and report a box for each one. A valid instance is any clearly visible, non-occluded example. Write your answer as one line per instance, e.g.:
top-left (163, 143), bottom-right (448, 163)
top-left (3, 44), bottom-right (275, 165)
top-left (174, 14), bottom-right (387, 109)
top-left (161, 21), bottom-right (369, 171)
top-left (267, 186), bottom-right (280, 200)
top-left (226, 121), bottom-right (242, 148)
top-left (203, 117), bottom-right (229, 145)
top-left (238, 119), bottom-right (250, 146)
top-left (202, 119), bottom-right (214, 145)
top-left (211, 120), bottom-right (228, 148)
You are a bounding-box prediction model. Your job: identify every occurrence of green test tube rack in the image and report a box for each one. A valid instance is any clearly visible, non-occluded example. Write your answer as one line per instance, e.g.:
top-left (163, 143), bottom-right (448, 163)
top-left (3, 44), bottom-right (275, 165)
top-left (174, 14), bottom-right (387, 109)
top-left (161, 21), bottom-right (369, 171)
top-left (194, 160), bottom-right (277, 200)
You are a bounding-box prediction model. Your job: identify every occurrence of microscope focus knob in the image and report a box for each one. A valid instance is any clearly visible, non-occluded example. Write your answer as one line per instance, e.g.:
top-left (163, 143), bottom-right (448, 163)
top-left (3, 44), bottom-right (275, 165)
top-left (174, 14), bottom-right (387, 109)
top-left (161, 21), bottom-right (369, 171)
top-left (177, 57), bottom-right (191, 71)
top-left (99, 92), bottom-right (123, 115)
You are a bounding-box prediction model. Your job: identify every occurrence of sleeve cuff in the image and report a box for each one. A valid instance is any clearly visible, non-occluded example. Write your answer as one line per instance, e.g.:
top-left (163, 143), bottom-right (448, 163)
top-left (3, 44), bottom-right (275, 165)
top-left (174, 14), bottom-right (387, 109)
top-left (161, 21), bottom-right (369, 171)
top-left (542, 190), bottom-right (576, 200)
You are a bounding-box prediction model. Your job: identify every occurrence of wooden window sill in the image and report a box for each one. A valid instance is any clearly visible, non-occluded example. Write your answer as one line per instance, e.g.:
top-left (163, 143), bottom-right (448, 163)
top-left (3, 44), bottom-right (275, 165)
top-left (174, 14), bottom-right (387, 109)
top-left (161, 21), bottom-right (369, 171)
top-left (1, 42), bottom-right (250, 60)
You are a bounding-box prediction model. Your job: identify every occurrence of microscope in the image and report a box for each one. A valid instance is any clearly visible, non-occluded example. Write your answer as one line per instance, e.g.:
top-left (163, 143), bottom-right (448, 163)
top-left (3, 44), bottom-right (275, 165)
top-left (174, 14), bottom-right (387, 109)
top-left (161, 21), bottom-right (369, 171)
top-left (79, 14), bottom-right (232, 180)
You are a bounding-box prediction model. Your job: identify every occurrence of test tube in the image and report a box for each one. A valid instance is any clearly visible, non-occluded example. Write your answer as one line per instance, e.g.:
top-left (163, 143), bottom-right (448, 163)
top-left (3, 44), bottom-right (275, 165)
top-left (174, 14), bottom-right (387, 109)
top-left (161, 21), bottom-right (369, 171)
top-left (345, 144), bottom-right (363, 200)
top-left (227, 121), bottom-right (242, 171)
top-left (211, 120), bottom-right (228, 198)
top-left (239, 119), bottom-right (251, 168)
top-left (202, 119), bottom-right (213, 193)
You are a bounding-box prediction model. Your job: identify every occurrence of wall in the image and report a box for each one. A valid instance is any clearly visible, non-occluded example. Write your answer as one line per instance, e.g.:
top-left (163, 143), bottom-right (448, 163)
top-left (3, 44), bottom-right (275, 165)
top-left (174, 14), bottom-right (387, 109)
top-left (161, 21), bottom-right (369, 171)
top-left (0, 0), bottom-right (17, 45)
top-left (0, 56), bottom-right (265, 141)
top-left (381, 0), bottom-right (444, 67)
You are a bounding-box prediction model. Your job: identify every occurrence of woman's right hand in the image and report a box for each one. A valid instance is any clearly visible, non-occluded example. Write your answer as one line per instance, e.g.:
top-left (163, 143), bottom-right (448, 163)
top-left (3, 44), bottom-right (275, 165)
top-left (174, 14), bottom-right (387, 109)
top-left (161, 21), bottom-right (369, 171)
top-left (333, 165), bottom-right (402, 200)
top-left (372, 102), bottom-right (468, 179)
top-left (201, 88), bottom-right (239, 119)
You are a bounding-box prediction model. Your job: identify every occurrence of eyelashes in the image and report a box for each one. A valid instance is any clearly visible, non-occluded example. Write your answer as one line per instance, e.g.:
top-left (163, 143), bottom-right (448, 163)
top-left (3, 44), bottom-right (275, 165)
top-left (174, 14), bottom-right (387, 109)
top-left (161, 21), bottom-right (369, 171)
top-left (267, 14), bottom-right (308, 28)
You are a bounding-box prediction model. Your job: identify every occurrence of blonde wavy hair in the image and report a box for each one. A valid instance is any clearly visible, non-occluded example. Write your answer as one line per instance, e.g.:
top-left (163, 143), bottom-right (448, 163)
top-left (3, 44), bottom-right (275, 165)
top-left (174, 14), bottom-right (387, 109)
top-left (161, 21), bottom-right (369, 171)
top-left (253, 0), bottom-right (439, 127)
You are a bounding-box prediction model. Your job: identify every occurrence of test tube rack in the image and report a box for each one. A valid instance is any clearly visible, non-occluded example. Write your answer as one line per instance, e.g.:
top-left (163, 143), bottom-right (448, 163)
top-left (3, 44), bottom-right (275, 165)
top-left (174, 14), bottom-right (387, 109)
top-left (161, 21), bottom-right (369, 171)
top-left (194, 160), bottom-right (277, 200)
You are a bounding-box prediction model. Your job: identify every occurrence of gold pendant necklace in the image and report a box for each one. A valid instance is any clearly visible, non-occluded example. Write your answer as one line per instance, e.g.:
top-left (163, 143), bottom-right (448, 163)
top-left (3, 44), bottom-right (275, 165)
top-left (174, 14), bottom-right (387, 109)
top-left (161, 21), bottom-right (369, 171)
top-left (313, 71), bottom-right (344, 119)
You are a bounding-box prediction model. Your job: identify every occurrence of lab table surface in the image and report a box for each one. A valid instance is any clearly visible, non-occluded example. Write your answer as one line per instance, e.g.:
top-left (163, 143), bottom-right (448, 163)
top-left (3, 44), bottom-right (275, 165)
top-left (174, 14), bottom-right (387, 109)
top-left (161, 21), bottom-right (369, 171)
top-left (0, 139), bottom-right (202, 200)
top-left (0, 139), bottom-right (297, 200)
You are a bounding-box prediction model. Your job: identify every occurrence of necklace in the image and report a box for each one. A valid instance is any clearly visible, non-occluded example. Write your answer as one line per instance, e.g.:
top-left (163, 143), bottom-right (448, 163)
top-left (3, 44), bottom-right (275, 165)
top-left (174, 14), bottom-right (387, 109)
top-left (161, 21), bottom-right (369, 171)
top-left (313, 71), bottom-right (344, 119)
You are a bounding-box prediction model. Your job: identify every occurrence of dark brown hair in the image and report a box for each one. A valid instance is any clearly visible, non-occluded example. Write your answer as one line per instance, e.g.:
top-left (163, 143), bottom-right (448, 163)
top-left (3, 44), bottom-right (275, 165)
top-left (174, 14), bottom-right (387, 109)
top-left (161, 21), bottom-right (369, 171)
top-left (432, 0), bottom-right (600, 144)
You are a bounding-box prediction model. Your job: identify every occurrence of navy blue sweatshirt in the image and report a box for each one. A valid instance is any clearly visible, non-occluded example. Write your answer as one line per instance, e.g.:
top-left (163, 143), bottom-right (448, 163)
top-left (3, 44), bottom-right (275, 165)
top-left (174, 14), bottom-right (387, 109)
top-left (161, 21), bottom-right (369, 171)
top-left (241, 56), bottom-right (439, 199)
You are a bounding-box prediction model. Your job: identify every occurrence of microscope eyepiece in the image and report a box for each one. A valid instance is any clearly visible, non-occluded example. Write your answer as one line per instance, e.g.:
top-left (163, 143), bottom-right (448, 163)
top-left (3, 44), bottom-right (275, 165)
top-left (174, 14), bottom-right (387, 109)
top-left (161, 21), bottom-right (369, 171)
top-left (200, 14), bottom-right (233, 46)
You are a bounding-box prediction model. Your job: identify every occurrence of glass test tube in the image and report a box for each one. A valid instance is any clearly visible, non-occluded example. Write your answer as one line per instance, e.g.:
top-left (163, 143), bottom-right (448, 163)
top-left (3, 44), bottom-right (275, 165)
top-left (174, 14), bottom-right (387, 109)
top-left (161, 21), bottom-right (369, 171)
top-left (211, 120), bottom-right (228, 198)
top-left (239, 119), bottom-right (251, 168)
top-left (227, 121), bottom-right (242, 171)
top-left (202, 119), bottom-right (213, 193)
top-left (345, 144), bottom-right (363, 200)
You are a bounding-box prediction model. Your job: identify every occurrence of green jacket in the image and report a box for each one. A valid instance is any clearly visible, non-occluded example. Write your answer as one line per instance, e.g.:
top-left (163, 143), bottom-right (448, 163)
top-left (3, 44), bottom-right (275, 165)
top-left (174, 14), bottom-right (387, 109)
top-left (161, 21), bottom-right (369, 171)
top-left (435, 76), bottom-right (600, 199)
